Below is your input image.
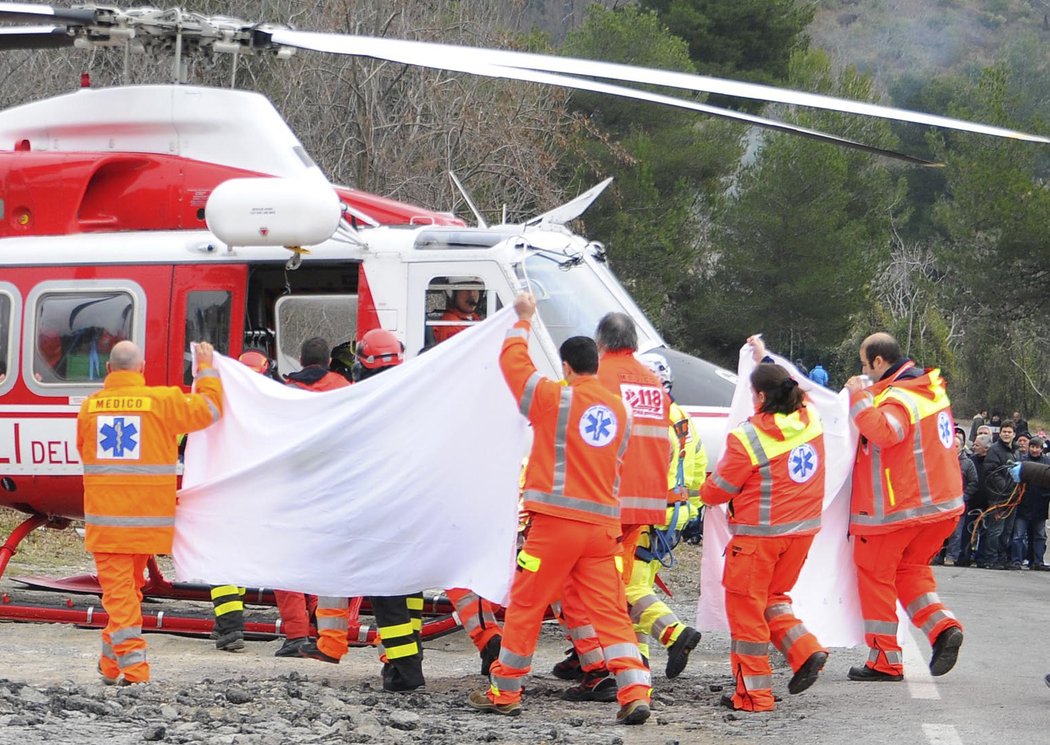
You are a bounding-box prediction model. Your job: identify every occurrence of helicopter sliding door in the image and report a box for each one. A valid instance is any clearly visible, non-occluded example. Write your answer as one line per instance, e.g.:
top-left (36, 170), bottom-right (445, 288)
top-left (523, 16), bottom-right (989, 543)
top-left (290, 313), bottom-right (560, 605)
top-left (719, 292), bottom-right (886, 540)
top-left (170, 265), bottom-right (247, 389)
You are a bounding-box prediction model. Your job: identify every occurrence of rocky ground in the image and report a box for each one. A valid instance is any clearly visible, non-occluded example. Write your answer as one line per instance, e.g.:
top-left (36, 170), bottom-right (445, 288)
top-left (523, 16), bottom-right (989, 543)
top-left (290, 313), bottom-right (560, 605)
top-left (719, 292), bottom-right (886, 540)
top-left (0, 520), bottom-right (842, 745)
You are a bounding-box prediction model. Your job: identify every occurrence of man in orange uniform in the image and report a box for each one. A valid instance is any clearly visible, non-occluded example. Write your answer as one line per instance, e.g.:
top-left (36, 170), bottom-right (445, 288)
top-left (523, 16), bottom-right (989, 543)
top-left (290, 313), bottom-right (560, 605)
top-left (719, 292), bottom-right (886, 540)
top-left (432, 282), bottom-right (482, 344)
top-left (76, 340), bottom-right (222, 685)
top-left (701, 339), bottom-right (828, 711)
top-left (446, 587), bottom-right (503, 675)
top-left (556, 312), bottom-right (672, 700)
top-left (845, 333), bottom-right (964, 682)
top-left (467, 292), bottom-right (652, 725)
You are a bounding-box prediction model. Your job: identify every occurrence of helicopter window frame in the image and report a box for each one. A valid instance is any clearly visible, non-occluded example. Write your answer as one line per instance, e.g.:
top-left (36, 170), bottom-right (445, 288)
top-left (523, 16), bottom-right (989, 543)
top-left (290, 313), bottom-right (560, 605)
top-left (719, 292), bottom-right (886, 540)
top-left (23, 280), bottom-right (146, 399)
top-left (0, 282), bottom-right (21, 398)
top-left (273, 293), bottom-right (358, 378)
top-left (182, 290), bottom-right (233, 386)
top-left (424, 276), bottom-right (499, 349)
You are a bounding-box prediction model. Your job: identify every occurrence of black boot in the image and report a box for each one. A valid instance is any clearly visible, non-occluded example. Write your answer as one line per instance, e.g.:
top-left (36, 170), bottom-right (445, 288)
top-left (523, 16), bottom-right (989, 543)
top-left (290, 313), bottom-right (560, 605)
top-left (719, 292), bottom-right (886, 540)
top-left (551, 647), bottom-right (584, 681)
top-left (929, 626), bottom-right (963, 677)
top-left (480, 635), bottom-right (501, 677)
top-left (665, 626), bottom-right (702, 679)
top-left (847, 664), bottom-right (903, 682)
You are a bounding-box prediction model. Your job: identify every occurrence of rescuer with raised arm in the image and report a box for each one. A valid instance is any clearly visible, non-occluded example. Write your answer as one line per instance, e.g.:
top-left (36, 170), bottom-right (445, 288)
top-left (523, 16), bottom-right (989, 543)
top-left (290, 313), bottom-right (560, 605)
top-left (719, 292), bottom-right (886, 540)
top-left (844, 333), bottom-right (964, 682)
top-left (700, 335), bottom-right (828, 712)
top-left (76, 340), bottom-right (222, 685)
top-left (468, 292), bottom-right (651, 725)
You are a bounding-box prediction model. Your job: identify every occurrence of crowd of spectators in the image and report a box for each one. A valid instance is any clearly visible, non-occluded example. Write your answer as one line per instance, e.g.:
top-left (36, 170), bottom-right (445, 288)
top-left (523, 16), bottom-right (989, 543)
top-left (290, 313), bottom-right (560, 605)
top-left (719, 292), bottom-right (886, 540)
top-left (936, 410), bottom-right (1050, 570)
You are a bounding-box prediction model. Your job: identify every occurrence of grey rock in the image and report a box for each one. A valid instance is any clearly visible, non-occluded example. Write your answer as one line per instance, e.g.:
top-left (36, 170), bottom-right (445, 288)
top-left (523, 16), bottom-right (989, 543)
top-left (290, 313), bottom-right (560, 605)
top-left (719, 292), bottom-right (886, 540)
top-left (387, 710), bottom-right (420, 731)
top-left (142, 724), bottom-right (166, 741)
top-left (224, 687), bottom-right (253, 705)
top-left (17, 686), bottom-right (48, 704)
top-left (355, 713), bottom-right (385, 739)
top-left (159, 704), bottom-right (179, 720)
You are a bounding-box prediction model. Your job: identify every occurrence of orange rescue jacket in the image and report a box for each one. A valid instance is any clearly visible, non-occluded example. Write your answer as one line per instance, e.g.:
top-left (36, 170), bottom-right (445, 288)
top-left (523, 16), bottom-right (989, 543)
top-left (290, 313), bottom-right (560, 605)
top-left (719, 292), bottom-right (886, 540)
top-left (597, 350), bottom-right (671, 526)
top-left (76, 367), bottom-right (223, 554)
top-left (849, 365), bottom-right (963, 534)
top-left (701, 404), bottom-right (825, 537)
top-left (501, 321), bottom-right (629, 529)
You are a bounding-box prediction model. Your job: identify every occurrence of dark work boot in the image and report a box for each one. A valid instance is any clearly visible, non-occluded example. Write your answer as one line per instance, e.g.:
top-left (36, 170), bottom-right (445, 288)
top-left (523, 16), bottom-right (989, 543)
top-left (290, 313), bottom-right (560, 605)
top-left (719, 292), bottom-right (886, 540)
top-left (215, 630), bottom-right (245, 653)
top-left (382, 658), bottom-right (425, 692)
top-left (847, 664), bottom-right (903, 682)
top-left (665, 626), bottom-right (702, 679)
top-left (929, 626), bottom-right (963, 677)
top-left (552, 647), bottom-right (584, 681)
top-left (561, 669), bottom-right (617, 702)
top-left (480, 635), bottom-right (502, 677)
top-left (788, 650), bottom-right (828, 694)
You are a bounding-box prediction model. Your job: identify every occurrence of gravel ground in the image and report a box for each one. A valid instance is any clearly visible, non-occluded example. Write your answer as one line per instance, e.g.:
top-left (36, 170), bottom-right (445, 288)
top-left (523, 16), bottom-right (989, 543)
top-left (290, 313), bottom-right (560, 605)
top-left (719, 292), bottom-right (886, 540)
top-left (0, 530), bottom-right (835, 745)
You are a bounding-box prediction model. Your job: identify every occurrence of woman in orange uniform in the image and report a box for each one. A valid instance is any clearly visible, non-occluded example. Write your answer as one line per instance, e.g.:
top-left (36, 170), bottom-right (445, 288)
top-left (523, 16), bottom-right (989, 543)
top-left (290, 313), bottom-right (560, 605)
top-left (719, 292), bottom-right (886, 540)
top-left (700, 336), bottom-right (828, 712)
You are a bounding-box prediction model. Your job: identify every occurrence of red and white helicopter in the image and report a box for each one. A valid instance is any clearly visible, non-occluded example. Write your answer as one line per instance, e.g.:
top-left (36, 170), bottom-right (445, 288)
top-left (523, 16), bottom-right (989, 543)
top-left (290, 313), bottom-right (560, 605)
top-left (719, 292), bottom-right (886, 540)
top-left (0, 3), bottom-right (1045, 637)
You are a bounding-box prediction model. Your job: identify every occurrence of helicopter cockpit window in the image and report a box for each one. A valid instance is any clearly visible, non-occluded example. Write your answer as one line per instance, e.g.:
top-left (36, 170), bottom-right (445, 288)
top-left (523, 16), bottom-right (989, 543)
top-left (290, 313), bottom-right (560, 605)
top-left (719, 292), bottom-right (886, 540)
top-left (183, 291), bottom-right (232, 385)
top-left (32, 290), bottom-right (134, 385)
top-left (424, 276), bottom-right (491, 349)
top-left (524, 254), bottom-right (631, 348)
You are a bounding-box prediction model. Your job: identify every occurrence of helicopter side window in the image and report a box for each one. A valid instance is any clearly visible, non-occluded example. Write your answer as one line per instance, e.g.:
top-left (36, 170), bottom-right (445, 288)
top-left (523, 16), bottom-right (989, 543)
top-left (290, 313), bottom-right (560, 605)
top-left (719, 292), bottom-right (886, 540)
top-left (32, 290), bottom-right (134, 385)
top-left (274, 294), bottom-right (358, 378)
top-left (0, 289), bottom-right (13, 395)
top-left (424, 276), bottom-right (489, 350)
top-left (183, 291), bottom-right (232, 385)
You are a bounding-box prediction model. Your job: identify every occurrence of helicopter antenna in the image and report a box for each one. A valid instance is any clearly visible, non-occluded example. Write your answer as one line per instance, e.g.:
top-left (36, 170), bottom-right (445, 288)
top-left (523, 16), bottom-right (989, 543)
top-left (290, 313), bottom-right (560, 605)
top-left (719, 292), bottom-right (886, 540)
top-left (448, 171), bottom-right (488, 229)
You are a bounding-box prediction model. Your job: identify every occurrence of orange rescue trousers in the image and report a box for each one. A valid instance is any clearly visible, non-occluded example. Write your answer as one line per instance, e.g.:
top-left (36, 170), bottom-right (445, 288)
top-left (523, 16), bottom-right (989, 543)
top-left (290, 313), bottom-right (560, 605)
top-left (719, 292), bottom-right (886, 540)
top-left (853, 517), bottom-right (962, 676)
top-left (723, 534), bottom-right (826, 712)
top-left (487, 514), bottom-right (650, 708)
top-left (94, 552), bottom-right (151, 684)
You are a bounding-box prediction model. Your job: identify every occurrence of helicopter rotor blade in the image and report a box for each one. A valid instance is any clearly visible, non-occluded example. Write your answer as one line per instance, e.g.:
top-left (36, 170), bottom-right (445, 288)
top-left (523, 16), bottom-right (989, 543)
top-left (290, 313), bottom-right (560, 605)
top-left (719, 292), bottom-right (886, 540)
top-left (0, 24), bottom-right (73, 50)
top-left (263, 29), bottom-right (938, 166)
top-left (266, 30), bottom-right (1050, 145)
top-left (0, 2), bottom-right (96, 25)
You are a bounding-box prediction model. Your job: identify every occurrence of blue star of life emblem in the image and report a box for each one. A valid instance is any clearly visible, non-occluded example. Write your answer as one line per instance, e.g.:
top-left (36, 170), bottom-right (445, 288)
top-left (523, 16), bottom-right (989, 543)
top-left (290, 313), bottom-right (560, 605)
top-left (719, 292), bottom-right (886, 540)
top-left (580, 404), bottom-right (617, 447)
top-left (937, 411), bottom-right (954, 449)
top-left (788, 443), bottom-right (818, 484)
top-left (97, 416), bottom-right (141, 460)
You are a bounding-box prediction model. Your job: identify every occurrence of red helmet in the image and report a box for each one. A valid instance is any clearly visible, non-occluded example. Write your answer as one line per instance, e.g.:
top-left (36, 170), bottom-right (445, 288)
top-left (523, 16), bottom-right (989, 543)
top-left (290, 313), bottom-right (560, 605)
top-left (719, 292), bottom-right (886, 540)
top-left (238, 350), bottom-right (270, 374)
top-left (356, 329), bottom-right (404, 370)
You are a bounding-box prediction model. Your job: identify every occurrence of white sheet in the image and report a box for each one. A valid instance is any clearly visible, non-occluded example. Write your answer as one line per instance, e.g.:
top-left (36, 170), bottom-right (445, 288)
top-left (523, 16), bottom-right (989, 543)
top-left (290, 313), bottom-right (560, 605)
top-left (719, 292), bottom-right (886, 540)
top-left (174, 307), bottom-right (529, 602)
top-left (696, 346), bottom-right (865, 648)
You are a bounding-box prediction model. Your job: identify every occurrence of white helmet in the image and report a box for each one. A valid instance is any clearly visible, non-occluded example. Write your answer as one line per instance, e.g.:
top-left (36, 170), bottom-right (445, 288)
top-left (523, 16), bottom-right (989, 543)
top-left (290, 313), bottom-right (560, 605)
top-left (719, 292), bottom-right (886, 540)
top-left (638, 352), bottom-right (673, 392)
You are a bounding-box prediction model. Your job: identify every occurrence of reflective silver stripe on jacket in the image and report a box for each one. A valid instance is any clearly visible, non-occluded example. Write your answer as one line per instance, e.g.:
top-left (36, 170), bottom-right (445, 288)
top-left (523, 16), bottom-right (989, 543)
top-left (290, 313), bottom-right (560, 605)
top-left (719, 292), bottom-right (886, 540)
top-left (197, 368), bottom-right (220, 379)
top-left (83, 464), bottom-right (179, 475)
top-left (851, 495), bottom-right (963, 526)
top-left (206, 399), bottom-right (220, 424)
top-left (733, 518), bottom-right (821, 536)
top-left (742, 674), bottom-right (772, 690)
top-left (518, 371), bottom-right (542, 417)
top-left (551, 387), bottom-right (572, 494)
top-left (631, 424), bottom-right (667, 439)
top-left (850, 395), bottom-right (874, 418)
top-left (498, 648), bottom-right (532, 670)
top-left (884, 412), bottom-right (906, 444)
top-left (110, 626), bottom-right (143, 646)
top-left (524, 489), bottom-right (620, 519)
top-left (612, 410), bottom-right (632, 499)
top-left (741, 422), bottom-right (774, 526)
top-left (730, 639), bottom-right (769, 656)
top-left (604, 642), bottom-right (644, 663)
top-left (921, 609), bottom-right (956, 636)
top-left (888, 391), bottom-right (935, 507)
top-left (864, 620), bottom-right (898, 636)
top-left (620, 495), bottom-right (666, 513)
top-left (905, 592), bottom-right (940, 618)
top-left (710, 472), bottom-right (741, 495)
top-left (505, 327), bottom-right (529, 341)
top-left (84, 514), bottom-right (175, 528)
